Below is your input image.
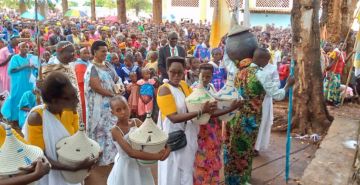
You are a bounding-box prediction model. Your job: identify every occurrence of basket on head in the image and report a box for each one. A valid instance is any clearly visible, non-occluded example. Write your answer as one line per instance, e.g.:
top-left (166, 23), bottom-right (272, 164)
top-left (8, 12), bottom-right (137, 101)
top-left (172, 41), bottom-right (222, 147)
top-left (129, 114), bottom-right (168, 167)
top-left (0, 122), bottom-right (44, 176)
top-left (56, 123), bottom-right (101, 183)
top-left (185, 73), bottom-right (216, 124)
top-left (215, 72), bottom-right (242, 121)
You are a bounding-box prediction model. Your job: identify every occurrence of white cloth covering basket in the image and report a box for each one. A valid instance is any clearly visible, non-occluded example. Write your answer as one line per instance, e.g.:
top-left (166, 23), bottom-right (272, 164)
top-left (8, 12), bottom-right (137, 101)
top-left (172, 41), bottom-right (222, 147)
top-left (56, 123), bottom-right (101, 183)
top-left (0, 122), bottom-right (44, 176)
top-left (129, 114), bottom-right (168, 167)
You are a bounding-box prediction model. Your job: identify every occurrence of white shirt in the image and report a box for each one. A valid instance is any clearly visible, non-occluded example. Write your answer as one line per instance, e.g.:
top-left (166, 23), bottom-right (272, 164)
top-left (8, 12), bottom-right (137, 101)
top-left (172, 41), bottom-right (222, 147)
top-left (253, 63), bottom-right (285, 101)
top-left (169, 46), bottom-right (178, 56)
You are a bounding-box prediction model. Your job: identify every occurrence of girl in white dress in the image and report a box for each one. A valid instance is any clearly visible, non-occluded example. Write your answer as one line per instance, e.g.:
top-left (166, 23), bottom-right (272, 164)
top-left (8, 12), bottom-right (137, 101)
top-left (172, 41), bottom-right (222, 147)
top-left (107, 96), bottom-right (170, 185)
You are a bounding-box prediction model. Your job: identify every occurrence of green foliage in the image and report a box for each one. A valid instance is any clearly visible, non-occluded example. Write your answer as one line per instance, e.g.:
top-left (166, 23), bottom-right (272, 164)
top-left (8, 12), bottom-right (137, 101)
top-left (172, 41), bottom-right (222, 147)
top-left (0, 0), bottom-right (21, 9)
top-left (83, 0), bottom-right (114, 8)
top-left (68, 1), bottom-right (78, 7)
top-left (126, 0), bottom-right (152, 12)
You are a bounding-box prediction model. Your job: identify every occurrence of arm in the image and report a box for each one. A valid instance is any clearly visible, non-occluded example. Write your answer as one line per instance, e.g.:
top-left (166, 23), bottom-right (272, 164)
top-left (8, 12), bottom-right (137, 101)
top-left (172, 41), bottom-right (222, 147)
top-left (11, 63), bottom-right (34, 73)
top-left (111, 128), bottom-right (170, 161)
top-left (89, 66), bottom-right (114, 97)
top-left (0, 159), bottom-right (50, 185)
top-left (158, 48), bottom-right (167, 79)
top-left (21, 107), bottom-right (31, 112)
top-left (0, 54), bottom-right (13, 67)
top-left (157, 85), bottom-right (216, 123)
top-left (256, 72), bottom-right (287, 101)
top-left (211, 100), bottom-right (243, 117)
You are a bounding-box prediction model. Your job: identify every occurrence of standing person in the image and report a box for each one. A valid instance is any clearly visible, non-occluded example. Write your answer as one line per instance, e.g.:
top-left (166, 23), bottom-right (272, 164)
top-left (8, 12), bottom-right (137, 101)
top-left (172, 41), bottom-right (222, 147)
top-left (18, 88), bottom-right (39, 129)
top-left (193, 35), bottom-right (211, 62)
top-left (107, 96), bottom-right (170, 185)
top-left (0, 35), bottom-right (19, 94)
top-left (1, 42), bottom-right (34, 127)
top-left (74, 47), bottom-right (91, 124)
top-left (324, 46), bottom-right (346, 106)
top-left (42, 41), bottom-right (82, 122)
top-left (208, 48), bottom-right (226, 91)
top-left (119, 53), bottom-right (142, 84)
top-left (2, 21), bottom-right (19, 42)
top-left (137, 68), bottom-right (156, 120)
top-left (24, 72), bottom-right (99, 185)
top-left (158, 32), bottom-right (186, 80)
top-left (193, 64), bottom-right (242, 185)
top-left (268, 38), bottom-right (282, 66)
top-left (49, 27), bottom-right (66, 47)
top-left (84, 40), bottom-right (123, 185)
top-left (224, 49), bottom-right (294, 185)
top-left (157, 56), bottom-right (217, 185)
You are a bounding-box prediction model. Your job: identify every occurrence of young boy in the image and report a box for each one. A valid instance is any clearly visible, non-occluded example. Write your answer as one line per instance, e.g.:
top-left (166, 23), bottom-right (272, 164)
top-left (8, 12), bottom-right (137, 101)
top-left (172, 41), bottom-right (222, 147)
top-left (119, 53), bottom-right (142, 84)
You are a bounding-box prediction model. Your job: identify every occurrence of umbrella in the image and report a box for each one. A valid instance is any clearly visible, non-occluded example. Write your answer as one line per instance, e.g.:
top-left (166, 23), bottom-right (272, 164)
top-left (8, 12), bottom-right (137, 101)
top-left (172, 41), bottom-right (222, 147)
top-left (64, 10), bottom-right (87, 18)
top-left (20, 11), bottom-right (44, 21)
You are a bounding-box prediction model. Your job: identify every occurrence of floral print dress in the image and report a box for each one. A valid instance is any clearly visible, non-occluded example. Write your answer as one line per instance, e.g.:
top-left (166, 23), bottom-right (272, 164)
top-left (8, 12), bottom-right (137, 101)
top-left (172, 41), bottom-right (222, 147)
top-left (223, 60), bottom-right (265, 185)
top-left (84, 62), bottom-right (121, 165)
top-left (193, 83), bottom-right (223, 185)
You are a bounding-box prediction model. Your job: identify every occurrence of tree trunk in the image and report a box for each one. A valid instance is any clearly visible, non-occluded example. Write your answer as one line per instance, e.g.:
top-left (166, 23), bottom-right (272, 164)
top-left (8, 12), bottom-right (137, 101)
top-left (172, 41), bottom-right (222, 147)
top-left (19, 0), bottom-right (27, 14)
top-left (91, 0), bottom-right (96, 21)
top-left (117, 0), bottom-right (126, 23)
top-left (62, 0), bottom-right (68, 16)
top-left (136, 6), bottom-right (140, 16)
top-left (153, 0), bottom-right (162, 24)
top-left (291, 0), bottom-right (333, 135)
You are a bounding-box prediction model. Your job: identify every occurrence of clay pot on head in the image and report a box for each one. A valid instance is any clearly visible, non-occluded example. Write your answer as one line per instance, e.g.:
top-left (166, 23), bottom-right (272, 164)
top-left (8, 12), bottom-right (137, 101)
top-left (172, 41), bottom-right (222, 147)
top-left (225, 26), bottom-right (258, 62)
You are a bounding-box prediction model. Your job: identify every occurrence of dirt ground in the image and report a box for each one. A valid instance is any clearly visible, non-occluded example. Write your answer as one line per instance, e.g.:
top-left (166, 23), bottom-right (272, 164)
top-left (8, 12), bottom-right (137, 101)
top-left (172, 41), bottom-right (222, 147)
top-left (251, 101), bottom-right (360, 185)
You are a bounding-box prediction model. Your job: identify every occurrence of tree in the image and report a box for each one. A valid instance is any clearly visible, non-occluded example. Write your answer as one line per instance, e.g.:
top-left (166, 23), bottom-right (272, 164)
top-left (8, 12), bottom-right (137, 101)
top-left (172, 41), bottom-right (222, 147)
top-left (91, 0), bottom-right (96, 21)
top-left (118, 0), bottom-right (126, 23)
top-left (62, 0), bottom-right (69, 16)
top-left (19, 0), bottom-right (27, 14)
top-left (39, 0), bottom-right (47, 18)
top-left (68, 1), bottom-right (79, 7)
top-left (127, 0), bottom-right (151, 16)
top-left (291, 0), bottom-right (333, 134)
top-left (153, 0), bottom-right (162, 24)
top-left (320, 0), bottom-right (357, 43)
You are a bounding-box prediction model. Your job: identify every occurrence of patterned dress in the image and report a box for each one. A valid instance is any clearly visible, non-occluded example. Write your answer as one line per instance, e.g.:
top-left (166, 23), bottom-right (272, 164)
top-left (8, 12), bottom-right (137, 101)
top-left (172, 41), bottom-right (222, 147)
top-left (193, 83), bottom-right (222, 185)
top-left (84, 62), bottom-right (121, 165)
top-left (224, 61), bottom-right (265, 185)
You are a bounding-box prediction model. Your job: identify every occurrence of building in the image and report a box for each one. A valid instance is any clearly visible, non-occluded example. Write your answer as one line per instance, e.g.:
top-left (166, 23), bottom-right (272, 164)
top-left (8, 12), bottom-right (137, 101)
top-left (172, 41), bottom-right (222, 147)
top-left (162, 0), bottom-right (293, 27)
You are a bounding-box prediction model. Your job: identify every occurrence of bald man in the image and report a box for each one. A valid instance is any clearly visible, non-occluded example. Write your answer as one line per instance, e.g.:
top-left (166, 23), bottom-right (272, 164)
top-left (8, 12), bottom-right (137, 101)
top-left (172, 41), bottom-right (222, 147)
top-left (158, 32), bottom-right (186, 80)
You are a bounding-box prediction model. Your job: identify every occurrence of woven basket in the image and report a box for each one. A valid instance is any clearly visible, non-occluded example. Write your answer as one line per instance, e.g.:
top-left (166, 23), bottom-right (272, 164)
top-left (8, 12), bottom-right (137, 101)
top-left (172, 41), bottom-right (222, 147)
top-left (0, 122), bottom-right (44, 176)
top-left (56, 123), bottom-right (101, 183)
top-left (129, 114), bottom-right (168, 167)
top-left (185, 73), bottom-right (216, 125)
top-left (215, 72), bottom-right (241, 121)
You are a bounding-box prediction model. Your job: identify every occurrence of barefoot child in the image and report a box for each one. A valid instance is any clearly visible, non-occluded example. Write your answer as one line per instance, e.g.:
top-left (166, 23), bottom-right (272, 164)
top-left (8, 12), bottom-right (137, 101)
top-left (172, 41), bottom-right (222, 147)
top-left (126, 72), bottom-right (139, 118)
top-left (107, 96), bottom-right (170, 185)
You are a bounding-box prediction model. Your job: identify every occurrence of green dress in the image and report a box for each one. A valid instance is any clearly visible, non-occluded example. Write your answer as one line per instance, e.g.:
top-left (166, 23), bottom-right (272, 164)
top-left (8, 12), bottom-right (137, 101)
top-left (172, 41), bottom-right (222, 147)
top-left (224, 61), bottom-right (265, 185)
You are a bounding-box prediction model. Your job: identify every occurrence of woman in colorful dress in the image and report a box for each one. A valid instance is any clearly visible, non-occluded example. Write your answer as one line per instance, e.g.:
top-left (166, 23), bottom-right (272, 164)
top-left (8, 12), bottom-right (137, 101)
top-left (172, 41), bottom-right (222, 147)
top-left (84, 40), bottom-right (124, 185)
top-left (1, 42), bottom-right (34, 125)
top-left (193, 63), bottom-right (242, 185)
top-left (324, 47), bottom-right (346, 106)
top-left (157, 56), bottom-right (217, 185)
top-left (224, 48), bottom-right (293, 185)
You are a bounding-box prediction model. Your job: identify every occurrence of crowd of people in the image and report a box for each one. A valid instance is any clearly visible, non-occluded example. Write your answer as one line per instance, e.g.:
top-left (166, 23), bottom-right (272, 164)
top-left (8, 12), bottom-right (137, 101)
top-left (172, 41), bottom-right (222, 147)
top-left (0, 11), bottom-right (357, 185)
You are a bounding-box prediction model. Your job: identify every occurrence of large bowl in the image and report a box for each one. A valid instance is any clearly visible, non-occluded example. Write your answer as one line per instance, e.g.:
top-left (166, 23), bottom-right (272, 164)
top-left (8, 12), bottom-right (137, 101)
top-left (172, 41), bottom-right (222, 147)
top-left (130, 141), bottom-right (167, 167)
top-left (226, 26), bottom-right (258, 62)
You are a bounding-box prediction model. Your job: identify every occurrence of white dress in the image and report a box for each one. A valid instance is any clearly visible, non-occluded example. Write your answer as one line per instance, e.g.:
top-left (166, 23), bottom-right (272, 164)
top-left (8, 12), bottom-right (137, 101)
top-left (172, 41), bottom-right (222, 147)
top-left (107, 126), bottom-right (155, 185)
top-left (157, 83), bottom-right (199, 185)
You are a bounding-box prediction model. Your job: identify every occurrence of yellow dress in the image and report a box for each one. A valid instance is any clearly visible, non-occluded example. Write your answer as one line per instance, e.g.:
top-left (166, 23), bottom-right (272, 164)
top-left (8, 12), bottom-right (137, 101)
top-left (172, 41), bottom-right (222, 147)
top-left (27, 107), bottom-right (79, 150)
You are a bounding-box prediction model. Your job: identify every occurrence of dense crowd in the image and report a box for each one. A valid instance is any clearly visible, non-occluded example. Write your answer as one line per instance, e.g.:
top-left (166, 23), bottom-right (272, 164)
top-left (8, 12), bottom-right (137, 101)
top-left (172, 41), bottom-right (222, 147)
top-left (0, 12), bottom-right (358, 185)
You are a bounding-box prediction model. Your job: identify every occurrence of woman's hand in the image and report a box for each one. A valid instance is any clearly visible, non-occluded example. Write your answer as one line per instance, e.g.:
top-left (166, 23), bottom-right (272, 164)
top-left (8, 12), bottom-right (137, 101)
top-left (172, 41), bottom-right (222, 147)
top-left (230, 100), bottom-right (243, 110)
top-left (202, 101), bottom-right (218, 114)
top-left (19, 157), bottom-right (50, 176)
top-left (160, 145), bottom-right (171, 161)
top-left (72, 152), bottom-right (101, 171)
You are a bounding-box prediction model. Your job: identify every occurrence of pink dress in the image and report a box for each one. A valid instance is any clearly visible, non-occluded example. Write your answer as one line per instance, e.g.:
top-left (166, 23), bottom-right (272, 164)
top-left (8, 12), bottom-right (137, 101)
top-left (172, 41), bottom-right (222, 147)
top-left (137, 79), bottom-right (155, 116)
top-left (127, 83), bottom-right (140, 115)
top-left (0, 47), bottom-right (11, 93)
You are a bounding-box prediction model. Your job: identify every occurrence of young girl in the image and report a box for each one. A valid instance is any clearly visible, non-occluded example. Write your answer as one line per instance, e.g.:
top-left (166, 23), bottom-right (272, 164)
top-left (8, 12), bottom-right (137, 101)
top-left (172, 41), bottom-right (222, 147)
top-left (185, 57), bottom-right (200, 86)
top-left (127, 72), bottom-right (139, 118)
top-left (193, 63), bottom-right (242, 185)
top-left (107, 96), bottom-right (170, 185)
top-left (137, 68), bottom-right (156, 120)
